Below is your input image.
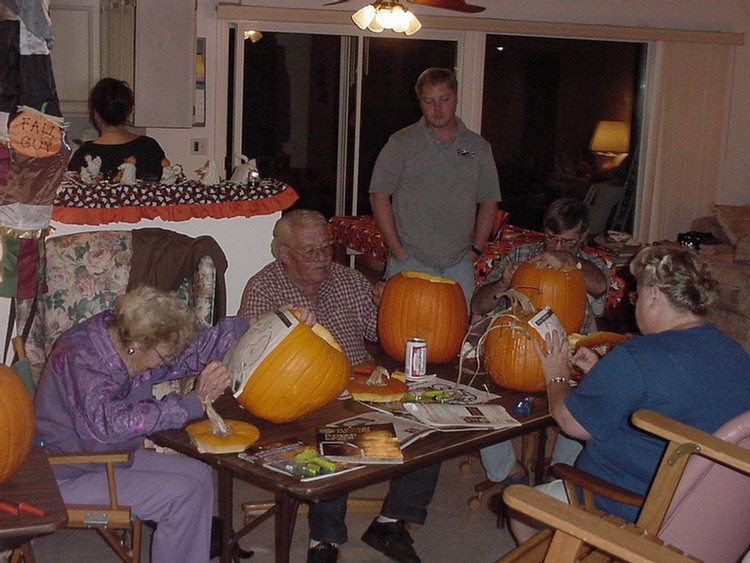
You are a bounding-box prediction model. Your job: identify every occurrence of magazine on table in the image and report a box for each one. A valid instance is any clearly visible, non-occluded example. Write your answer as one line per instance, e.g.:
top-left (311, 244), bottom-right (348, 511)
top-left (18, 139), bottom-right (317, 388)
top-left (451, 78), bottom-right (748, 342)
top-left (326, 412), bottom-right (435, 449)
top-left (317, 422), bottom-right (404, 464)
top-left (403, 403), bottom-right (521, 430)
top-left (237, 439), bottom-right (364, 482)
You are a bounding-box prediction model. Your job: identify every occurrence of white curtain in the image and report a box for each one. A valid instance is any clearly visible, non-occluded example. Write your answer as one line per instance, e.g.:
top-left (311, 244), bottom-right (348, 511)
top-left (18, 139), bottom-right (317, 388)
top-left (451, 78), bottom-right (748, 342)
top-left (636, 41), bottom-right (733, 242)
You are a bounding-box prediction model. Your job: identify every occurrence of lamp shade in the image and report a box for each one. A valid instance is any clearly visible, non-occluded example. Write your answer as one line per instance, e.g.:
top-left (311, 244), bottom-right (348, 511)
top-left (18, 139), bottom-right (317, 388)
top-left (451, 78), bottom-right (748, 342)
top-left (589, 121), bottom-right (630, 154)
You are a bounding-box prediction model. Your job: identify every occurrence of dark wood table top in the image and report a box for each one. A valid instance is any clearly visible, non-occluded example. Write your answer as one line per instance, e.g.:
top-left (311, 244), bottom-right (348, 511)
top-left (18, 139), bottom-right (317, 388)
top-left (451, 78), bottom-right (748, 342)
top-left (0, 446), bottom-right (68, 550)
top-left (149, 343), bottom-right (551, 503)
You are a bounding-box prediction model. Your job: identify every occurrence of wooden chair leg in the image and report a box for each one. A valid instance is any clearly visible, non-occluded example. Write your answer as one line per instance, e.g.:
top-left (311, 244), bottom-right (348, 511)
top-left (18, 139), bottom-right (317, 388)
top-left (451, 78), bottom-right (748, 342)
top-left (9, 543), bottom-right (35, 563)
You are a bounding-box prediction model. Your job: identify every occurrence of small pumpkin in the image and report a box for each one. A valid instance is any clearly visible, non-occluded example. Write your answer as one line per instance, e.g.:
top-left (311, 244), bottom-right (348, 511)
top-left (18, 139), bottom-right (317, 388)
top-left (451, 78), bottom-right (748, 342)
top-left (378, 271), bottom-right (468, 364)
top-left (510, 260), bottom-right (586, 334)
top-left (226, 309), bottom-right (351, 423)
top-left (185, 419), bottom-right (260, 454)
top-left (0, 365), bottom-right (35, 483)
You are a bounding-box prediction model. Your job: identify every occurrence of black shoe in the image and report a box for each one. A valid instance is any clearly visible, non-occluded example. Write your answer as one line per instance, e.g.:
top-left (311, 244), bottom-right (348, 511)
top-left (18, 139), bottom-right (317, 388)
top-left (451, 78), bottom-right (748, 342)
top-left (361, 520), bottom-right (420, 563)
top-left (210, 517), bottom-right (254, 561)
top-left (307, 542), bottom-right (339, 563)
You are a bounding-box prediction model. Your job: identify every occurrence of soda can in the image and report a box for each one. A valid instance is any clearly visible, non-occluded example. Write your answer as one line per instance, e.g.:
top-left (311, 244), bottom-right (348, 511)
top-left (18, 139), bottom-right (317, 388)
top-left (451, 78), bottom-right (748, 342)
top-left (405, 338), bottom-right (427, 379)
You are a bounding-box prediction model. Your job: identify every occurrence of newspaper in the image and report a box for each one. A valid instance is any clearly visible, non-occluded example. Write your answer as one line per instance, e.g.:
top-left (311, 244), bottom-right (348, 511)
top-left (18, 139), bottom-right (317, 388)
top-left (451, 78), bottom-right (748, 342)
top-left (403, 403), bottom-right (521, 430)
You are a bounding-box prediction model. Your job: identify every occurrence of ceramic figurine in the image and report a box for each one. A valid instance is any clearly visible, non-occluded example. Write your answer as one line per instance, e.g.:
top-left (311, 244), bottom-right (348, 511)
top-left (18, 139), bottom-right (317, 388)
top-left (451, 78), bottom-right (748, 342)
top-left (229, 154), bottom-right (253, 183)
top-left (80, 154), bottom-right (102, 183)
top-left (117, 156), bottom-right (137, 185)
top-left (196, 158), bottom-right (221, 186)
top-left (160, 158), bottom-right (182, 185)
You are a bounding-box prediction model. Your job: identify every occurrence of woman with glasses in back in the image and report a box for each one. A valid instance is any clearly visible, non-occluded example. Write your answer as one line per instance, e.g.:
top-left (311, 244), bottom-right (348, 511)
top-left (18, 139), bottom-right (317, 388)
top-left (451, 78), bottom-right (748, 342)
top-left (470, 197), bottom-right (611, 489)
top-left (34, 286), bottom-right (250, 563)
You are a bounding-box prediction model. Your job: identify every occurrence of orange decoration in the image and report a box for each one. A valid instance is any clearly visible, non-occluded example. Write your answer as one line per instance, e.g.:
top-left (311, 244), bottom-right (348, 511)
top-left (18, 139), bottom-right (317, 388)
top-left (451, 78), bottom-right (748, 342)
top-left (0, 365), bottom-right (35, 483)
top-left (377, 271), bottom-right (468, 364)
top-left (510, 260), bottom-right (586, 334)
top-left (8, 110), bottom-right (63, 158)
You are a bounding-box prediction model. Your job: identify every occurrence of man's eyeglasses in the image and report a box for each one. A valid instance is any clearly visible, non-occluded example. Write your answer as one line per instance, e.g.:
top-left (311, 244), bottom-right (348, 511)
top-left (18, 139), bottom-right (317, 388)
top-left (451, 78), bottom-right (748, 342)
top-left (154, 348), bottom-right (178, 368)
top-left (291, 241), bottom-right (334, 261)
top-left (544, 232), bottom-right (580, 248)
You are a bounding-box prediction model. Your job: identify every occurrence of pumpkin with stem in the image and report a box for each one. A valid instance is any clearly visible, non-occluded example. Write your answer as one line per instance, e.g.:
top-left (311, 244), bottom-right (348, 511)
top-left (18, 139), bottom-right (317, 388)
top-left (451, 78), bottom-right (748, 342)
top-left (378, 271), bottom-right (468, 364)
top-left (0, 365), bottom-right (34, 482)
top-left (479, 291), bottom-right (549, 392)
top-left (510, 259), bottom-right (586, 335)
top-left (226, 309), bottom-right (351, 423)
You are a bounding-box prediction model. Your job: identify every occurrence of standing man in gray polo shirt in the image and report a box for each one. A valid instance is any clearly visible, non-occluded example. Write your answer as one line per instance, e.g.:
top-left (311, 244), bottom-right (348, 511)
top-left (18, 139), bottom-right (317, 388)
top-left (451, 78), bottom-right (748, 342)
top-left (369, 67), bottom-right (501, 303)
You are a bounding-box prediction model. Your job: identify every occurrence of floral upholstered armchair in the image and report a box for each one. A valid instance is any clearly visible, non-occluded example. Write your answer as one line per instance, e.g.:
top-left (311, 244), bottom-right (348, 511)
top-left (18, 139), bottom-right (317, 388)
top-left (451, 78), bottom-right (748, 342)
top-left (19, 230), bottom-right (218, 385)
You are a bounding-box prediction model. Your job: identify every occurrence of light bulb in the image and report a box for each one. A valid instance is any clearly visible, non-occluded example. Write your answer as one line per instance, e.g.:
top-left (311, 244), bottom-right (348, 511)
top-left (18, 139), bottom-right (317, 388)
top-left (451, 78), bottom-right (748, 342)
top-left (404, 12), bottom-right (422, 35)
top-left (352, 5), bottom-right (376, 30)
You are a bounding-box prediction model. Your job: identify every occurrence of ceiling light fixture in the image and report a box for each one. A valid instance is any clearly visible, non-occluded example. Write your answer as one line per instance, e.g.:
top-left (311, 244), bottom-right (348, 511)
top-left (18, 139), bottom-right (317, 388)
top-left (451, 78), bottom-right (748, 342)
top-left (351, 0), bottom-right (422, 36)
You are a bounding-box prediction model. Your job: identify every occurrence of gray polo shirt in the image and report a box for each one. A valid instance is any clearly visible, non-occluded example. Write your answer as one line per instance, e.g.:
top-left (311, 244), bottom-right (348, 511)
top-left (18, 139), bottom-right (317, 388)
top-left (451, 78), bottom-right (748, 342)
top-left (369, 117), bottom-right (500, 268)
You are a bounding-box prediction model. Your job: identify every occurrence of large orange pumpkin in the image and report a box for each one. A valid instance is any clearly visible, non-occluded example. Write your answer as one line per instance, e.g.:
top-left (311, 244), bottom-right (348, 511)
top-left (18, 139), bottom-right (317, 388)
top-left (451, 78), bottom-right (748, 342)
top-left (510, 260), bottom-right (586, 334)
top-left (378, 271), bottom-right (468, 364)
top-left (0, 365), bottom-right (35, 482)
top-left (226, 309), bottom-right (350, 423)
top-left (483, 306), bottom-right (547, 392)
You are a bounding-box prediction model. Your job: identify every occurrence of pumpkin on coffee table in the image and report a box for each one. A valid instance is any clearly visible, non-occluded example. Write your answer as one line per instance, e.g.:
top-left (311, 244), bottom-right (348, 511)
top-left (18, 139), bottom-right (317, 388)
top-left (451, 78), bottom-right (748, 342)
top-left (378, 271), bottom-right (468, 364)
top-left (0, 365), bottom-right (34, 483)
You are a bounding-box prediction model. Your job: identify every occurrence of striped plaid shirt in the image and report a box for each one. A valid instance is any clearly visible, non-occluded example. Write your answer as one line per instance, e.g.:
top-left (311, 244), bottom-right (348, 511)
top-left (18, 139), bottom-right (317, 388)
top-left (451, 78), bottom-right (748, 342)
top-left (237, 261), bottom-right (378, 365)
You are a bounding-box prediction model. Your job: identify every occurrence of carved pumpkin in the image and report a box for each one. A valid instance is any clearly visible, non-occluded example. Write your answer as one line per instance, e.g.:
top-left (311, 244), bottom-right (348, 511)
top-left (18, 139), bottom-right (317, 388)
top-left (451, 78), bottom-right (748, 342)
top-left (226, 309), bottom-right (350, 423)
top-left (510, 260), bottom-right (586, 334)
top-left (0, 365), bottom-right (34, 482)
top-left (378, 271), bottom-right (468, 364)
top-left (483, 306), bottom-right (547, 393)
top-left (185, 419), bottom-right (260, 454)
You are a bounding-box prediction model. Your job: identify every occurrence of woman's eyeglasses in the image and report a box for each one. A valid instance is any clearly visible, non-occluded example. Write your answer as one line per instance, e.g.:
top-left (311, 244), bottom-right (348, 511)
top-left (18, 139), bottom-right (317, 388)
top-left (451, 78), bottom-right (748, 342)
top-left (544, 233), bottom-right (580, 248)
top-left (291, 241), bottom-right (334, 261)
top-left (154, 348), bottom-right (178, 368)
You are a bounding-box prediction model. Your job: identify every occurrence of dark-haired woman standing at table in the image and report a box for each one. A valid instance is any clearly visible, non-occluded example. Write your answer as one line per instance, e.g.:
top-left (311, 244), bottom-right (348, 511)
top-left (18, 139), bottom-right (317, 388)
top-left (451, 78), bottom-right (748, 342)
top-left (68, 77), bottom-right (166, 181)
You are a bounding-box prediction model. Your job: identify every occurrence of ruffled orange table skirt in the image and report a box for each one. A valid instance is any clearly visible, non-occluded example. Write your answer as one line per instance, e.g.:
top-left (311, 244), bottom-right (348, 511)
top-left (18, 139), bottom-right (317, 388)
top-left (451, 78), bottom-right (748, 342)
top-left (329, 216), bottom-right (625, 309)
top-left (52, 177), bottom-right (299, 225)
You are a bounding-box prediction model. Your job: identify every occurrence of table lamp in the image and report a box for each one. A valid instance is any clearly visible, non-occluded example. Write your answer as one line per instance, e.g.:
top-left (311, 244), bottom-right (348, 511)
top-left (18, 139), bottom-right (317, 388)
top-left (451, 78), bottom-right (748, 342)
top-left (589, 120), bottom-right (630, 172)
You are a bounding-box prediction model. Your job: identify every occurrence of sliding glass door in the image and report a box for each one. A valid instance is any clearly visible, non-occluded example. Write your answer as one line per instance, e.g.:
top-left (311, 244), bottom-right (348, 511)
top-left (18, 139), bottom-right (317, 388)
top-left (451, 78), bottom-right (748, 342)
top-left (231, 25), bottom-right (457, 218)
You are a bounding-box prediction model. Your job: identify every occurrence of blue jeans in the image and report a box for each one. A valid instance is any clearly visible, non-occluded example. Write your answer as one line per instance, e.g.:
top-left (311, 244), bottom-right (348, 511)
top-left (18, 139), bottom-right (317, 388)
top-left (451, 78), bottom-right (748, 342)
top-left (308, 464), bottom-right (440, 544)
top-left (385, 254), bottom-right (475, 307)
top-left (480, 434), bottom-right (583, 482)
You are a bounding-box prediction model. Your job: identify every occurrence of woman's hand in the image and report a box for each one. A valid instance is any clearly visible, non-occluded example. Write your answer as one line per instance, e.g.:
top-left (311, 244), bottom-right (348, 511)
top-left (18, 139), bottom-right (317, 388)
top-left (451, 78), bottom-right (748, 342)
top-left (533, 329), bottom-right (571, 382)
top-left (571, 347), bottom-right (600, 375)
top-left (372, 281), bottom-right (385, 306)
top-left (194, 360), bottom-right (231, 403)
top-left (289, 305), bottom-right (316, 327)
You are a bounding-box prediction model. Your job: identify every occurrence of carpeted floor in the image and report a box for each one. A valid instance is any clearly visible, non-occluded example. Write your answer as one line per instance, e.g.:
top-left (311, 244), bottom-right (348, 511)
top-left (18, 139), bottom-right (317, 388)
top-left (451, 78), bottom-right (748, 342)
top-left (30, 455), bottom-right (519, 563)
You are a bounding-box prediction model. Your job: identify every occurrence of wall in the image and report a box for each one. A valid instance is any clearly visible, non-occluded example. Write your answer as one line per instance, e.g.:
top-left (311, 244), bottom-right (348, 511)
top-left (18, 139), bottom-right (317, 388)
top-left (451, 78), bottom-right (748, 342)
top-left (177, 0), bottom-right (749, 208)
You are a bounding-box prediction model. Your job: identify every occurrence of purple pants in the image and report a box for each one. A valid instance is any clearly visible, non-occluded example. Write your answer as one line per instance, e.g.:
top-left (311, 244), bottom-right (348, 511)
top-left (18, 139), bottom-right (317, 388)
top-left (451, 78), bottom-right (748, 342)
top-left (56, 449), bottom-right (213, 563)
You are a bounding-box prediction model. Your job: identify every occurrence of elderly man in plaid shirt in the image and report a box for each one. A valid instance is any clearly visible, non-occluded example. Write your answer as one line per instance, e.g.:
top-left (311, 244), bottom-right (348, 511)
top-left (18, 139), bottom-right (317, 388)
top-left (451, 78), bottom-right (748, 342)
top-left (238, 209), bottom-right (439, 563)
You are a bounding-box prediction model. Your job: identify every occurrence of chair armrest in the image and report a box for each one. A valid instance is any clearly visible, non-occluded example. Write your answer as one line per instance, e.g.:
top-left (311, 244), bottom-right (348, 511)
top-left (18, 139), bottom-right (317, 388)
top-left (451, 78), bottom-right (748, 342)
top-left (503, 485), bottom-right (697, 563)
top-left (551, 463), bottom-right (645, 507)
top-left (48, 451), bottom-right (132, 511)
top-left (47, 451), bottom-right (131, 465)
top-left (632, 410), bottom-right (750, 475)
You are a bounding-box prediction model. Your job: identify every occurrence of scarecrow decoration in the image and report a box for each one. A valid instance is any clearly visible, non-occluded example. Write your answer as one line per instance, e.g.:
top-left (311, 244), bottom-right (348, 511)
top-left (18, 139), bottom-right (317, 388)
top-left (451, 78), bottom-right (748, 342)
top-left (1, 0), bottom-right (70, 354)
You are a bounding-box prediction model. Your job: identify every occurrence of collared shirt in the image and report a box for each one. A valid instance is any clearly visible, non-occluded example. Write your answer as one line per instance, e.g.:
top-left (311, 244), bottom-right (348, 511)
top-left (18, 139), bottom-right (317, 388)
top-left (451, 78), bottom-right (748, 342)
top-left (480, 242), bottom-right (609, 334)
top-left (369, 117), bottom-right (501, 268)
top-left (238, 261), bottom-right (378, 365)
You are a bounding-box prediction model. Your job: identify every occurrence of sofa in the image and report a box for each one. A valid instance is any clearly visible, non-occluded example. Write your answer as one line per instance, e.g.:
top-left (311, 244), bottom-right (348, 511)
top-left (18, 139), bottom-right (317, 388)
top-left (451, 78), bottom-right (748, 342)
top-left (691, 204), bottom-right (750, 354)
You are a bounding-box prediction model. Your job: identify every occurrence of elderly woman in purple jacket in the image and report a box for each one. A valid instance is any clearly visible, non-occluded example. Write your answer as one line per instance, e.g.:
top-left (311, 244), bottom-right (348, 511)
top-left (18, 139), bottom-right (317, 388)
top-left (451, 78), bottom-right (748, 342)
top-left (34, 286), bottom-right (250, 563)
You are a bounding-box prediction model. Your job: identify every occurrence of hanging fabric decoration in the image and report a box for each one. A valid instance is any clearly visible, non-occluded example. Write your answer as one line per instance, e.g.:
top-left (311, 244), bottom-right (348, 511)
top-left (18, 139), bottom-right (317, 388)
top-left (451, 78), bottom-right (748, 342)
top-left (0, 2), bottom-right (69, 345)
